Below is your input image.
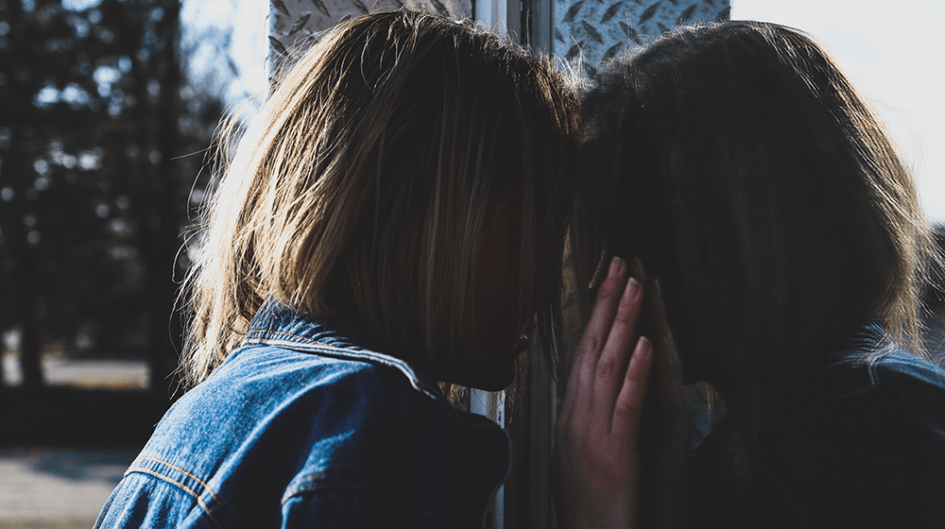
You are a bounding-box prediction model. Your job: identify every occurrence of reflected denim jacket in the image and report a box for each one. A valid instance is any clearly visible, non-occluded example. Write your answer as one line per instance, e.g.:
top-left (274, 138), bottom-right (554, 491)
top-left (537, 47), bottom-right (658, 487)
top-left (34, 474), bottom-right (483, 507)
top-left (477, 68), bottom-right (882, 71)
top-left (690, 322), bottom-right (945, 527)
top-left (95, 299), bottom-right (511, 528)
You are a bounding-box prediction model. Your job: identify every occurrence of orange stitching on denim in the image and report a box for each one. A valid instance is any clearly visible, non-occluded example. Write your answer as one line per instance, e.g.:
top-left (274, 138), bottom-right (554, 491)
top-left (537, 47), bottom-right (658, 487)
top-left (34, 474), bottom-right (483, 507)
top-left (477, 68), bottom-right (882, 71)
top-left (244, 337), bottom-right (353, 354)
top-left (126, 466), bottom-right (224, 529)
top-left (135, 457), bottom-right (224, 507)
top-left (289, 471), bottom-right (329, 486)
top-left (244, 330), bottom-right (318, 344)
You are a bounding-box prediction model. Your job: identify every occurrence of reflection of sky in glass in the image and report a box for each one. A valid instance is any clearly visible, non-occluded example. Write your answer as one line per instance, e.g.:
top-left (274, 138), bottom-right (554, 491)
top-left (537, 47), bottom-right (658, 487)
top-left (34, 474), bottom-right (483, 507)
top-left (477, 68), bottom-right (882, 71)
top-left (734, 0), bottom-right (945, 224)
top-left (181, 0), bottom-right (268, 107)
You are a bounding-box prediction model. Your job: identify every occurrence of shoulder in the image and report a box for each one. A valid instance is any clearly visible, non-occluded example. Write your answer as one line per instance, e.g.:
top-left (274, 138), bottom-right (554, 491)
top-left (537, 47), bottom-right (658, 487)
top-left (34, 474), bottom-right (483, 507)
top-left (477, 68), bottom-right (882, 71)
top-left (814, 347), bottom-right (945, 423)
top-left (99, 300), bottom-right (511, 528)
top-left (108, 342), bottom-right (507, 528)
top-left (691, 330), bottom-right (945, 528)
top-left (767, 345), bottom-right (945, 454)
top-left (155, 342), bottom-right (439, 467)
top-left (101, 346), bottom-right (427, 527)
top-left (156, 344), bottom-right (425, 462)
top-left (752, 346), bottom-right (945, 526)
top-left (866, 347), bottom-right (945, 392)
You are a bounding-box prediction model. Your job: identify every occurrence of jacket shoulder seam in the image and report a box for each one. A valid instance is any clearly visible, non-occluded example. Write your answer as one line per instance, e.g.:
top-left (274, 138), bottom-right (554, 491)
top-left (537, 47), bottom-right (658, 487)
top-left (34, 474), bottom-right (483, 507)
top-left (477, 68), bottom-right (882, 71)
top-left (125, 465), bottom-right (226, 529)
top-left (135, 457), bottom-right (224, 506)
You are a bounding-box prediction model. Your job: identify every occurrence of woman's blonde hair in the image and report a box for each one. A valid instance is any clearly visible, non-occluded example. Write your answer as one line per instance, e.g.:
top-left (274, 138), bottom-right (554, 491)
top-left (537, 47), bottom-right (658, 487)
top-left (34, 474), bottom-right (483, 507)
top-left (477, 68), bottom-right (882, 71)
top-left (181, 10), bottom-right (580, 388)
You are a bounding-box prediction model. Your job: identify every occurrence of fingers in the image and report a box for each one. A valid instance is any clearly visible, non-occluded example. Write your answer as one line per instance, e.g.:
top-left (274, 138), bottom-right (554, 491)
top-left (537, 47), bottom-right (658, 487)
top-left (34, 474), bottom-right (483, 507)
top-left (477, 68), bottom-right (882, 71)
top-left (589, 276), bottom-right (644, 431)
top-left (576, 257), bottom-right (627, 369)
top-left (560, 257), bottom-right (629, 423)
top-left (552, 256), bottom-right (669, 529)
top-left (612, 336), bottom-right (653, 437)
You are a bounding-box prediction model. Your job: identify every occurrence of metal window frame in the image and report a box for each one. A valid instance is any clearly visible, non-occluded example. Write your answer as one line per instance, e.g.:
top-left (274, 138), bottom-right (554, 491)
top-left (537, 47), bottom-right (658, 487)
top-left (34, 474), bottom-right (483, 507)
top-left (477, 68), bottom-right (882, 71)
top-left (474, 0), bottom-right (518, 42)
top-left (469, 351), bottom-right (557, 529)
top-left (474, 0), bottom-right (553, 53)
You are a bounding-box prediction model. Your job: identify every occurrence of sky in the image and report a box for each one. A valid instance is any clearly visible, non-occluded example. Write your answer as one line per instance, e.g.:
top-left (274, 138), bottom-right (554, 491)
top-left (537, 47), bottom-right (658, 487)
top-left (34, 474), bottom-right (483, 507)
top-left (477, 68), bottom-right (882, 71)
top-left (732, 0), bottom-right (945, 224)
top-left (59, 0), bottom-right (269, 106)
top-left (180, 0), bottom-right (268, 107)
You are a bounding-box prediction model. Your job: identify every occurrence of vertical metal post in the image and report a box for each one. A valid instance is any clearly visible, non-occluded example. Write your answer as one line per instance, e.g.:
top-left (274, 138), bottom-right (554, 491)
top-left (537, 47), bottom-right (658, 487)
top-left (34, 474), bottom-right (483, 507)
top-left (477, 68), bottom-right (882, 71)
top-left (470, 388), bottom-right (507, 528)
top-left (521, 0), bottom-right (552, 53)
top-left (475, 0), bottom-right (521, 44)
top-left (527, 351), bottom-right (556, 528)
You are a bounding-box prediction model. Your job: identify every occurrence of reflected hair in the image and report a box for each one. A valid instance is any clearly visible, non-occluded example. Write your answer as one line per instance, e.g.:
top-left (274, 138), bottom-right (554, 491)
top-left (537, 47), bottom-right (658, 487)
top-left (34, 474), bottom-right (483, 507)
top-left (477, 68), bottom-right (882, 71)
top-left (581, 21), bottom-right (939, 412)
top-left (181, 10), bottom-right (580, 389)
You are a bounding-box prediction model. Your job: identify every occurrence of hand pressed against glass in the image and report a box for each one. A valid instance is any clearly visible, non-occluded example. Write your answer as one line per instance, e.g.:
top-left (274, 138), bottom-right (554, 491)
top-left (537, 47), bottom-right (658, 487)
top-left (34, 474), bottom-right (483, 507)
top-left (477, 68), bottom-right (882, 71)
top-left (553, 257), bottom-right (652, 529)
top-left (552, 257), bottom-right (689, 529)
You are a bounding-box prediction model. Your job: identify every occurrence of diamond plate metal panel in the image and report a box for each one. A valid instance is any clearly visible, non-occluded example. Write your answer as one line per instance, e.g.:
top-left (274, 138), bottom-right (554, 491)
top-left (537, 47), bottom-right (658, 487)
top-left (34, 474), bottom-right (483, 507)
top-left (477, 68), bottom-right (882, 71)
top-left (553, 0), bottom-right (730, 78)
top-left (270, 0), bottom-right (472, 69)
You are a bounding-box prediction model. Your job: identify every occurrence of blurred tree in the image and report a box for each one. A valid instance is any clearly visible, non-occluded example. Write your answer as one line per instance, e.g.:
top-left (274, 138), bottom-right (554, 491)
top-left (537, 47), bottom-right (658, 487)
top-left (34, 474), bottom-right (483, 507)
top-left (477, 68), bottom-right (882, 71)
top-left (0, 0), bottom-right (226, 391)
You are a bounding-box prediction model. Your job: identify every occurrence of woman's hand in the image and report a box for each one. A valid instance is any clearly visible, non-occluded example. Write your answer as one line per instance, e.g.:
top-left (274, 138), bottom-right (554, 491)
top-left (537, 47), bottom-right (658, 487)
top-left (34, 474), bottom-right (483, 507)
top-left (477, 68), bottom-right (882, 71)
top-left (552, 257), bottom-right (653, 529)
top-left (552, 257), bottom-right (691, 529)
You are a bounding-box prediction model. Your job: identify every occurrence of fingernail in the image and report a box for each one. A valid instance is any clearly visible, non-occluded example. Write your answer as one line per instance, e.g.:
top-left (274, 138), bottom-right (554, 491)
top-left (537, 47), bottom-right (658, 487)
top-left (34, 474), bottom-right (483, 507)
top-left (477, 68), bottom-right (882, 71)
top-left (607, 257), bottom-right (624, 279)
top-left (623, 276), bottom-right (641, 301)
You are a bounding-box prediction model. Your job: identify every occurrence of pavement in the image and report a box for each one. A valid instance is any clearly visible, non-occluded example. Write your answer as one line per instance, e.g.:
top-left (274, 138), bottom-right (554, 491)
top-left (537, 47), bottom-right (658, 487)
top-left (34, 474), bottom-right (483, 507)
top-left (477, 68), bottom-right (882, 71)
top-left (0, 446), bottom-right (140, 529)
top-left (2, 355), bottom-right (148, 390)
top-left (0, 354), bottom-right (149, 528)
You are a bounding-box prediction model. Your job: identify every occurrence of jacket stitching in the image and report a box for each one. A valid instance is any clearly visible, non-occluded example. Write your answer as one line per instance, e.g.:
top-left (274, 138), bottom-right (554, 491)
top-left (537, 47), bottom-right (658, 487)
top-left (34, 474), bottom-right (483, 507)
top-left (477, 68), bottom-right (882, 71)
top-left (243, 338), bottom-right (440, 395)
top-left (126, 466), bottom-right (225, 529)
top-left (243, 338), bottom-right (435, 393)
top-left (243, 337), bottom-right (365, 355)
top-left (244, 330), bottom-right (327, 345)
top-left (242, 336), bottom-right (504, 431)
top-left (285, 470), bottom-right (329, 487)
top-left (135, 457), bottom-right (225, 507)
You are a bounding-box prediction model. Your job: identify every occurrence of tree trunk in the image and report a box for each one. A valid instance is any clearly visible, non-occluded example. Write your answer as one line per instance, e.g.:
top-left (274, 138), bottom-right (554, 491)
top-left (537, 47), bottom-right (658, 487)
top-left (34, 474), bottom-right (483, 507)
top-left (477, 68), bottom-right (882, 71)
top-left (144, 0), bottom-right (185, 393)
top-left (2, 212), bottom-right (44, 388)
top-left (0, 1), bottom-right (43, 389)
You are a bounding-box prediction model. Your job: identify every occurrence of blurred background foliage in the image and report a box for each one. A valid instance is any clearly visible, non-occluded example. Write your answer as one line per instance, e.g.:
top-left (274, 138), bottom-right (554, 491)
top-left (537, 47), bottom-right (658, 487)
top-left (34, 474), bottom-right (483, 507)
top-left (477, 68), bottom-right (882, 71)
top-left (0, 0), bottom-right (236, 401)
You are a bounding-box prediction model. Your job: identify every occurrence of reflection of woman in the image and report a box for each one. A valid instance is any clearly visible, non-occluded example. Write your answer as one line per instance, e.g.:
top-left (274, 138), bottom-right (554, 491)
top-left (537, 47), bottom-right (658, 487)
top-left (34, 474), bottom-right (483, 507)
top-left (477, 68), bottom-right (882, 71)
top-left (95, 11), bottom-right (580, 527)
top-left (558, 21), bottom-right (945, 528)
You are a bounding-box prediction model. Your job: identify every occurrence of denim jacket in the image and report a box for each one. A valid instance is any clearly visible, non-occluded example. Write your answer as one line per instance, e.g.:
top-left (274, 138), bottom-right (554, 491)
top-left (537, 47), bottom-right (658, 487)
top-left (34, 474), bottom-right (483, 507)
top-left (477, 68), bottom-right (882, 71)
top-left (95, 300), bottom-right (511, 528)
top-left (690, 322), bottom-right (945, 528)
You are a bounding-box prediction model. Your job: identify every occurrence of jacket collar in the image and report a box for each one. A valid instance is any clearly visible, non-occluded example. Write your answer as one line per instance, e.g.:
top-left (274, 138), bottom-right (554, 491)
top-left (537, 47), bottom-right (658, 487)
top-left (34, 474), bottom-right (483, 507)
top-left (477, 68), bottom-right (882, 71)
top-left (241, 298), bottom-right (470, 420)
top-left (244, 297), bottom-right (378, 352)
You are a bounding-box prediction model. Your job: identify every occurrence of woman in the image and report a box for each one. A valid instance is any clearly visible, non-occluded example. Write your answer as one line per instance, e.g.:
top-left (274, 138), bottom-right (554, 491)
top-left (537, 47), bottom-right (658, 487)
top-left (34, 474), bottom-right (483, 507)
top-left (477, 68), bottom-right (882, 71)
top-left (561, 21), bottom-right (945, 528)
top-left (94, 10), bottom-right (581, 527)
